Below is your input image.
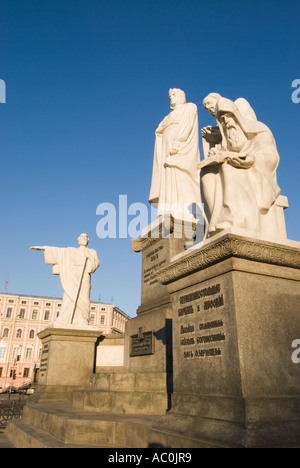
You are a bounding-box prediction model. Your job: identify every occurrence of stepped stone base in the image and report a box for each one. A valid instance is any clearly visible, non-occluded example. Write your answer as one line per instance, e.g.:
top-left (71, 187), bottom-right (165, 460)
top-left (9, 399), bottom-right (293, 448)
top-left (6, 402), bottom-right (129, 448)
top-left (5, 232), bottom-right (300, 448)
top-left (5, 370), bottom-right (173, 448)
top-left (72, 372), bottom-right (169, 415)
top-left (5, 402), bottom-right (232, 448)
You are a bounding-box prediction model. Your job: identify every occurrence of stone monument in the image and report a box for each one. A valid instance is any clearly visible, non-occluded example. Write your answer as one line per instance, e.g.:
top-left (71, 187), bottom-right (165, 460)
top-left (30, 234), bottom-right (102, 401)
top-left (30, 233), bottom-right (99, 328)
top-left (125, 90), bottom-right (202, 389)
top-left (149, 88), bottom-right (201, 221)
top-left (199, 94), bottom-right (288, 241)
top-left (151, 93), bottom-right (300, 447)
top-left (6, 91), bottom-right (300, 448)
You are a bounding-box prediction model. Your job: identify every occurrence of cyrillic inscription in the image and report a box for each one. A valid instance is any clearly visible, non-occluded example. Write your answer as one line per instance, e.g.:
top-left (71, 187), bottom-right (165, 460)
top-left (143, 245), bottom-right (166, 286)
top-left (204, 295), bottom-right (224, 310)
top-left (40, 345), bottom-right (49, 375)
top-left (130, 330), bottom-right (154, 357)
top-left (177, 283), bottom-right (226, 360)
top-left (180, 284), bottom-right (221, 304)
top-left (178, 305), bottom-right (194, 317)
top-left (199, 319), bottom-right (223, 331)
top-left (180, 325), bottom-right (195, 334)
top-left (196, 332), bottom-right (225, 344)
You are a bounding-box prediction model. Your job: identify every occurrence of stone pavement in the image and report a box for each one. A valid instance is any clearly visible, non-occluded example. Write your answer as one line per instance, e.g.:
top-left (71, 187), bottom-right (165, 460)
top-left (0, 430), bottom-right (14, 448)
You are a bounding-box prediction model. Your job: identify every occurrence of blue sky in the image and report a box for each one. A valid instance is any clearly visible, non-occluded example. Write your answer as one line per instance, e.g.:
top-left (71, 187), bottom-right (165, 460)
top-left (0, 0), bottom-right (299, 316)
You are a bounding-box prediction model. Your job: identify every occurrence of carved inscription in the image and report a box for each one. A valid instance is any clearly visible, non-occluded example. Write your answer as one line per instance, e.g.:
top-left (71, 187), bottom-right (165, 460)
top-left (130, 330), bottom-right (154, 357)
top-left (178, 305), bottom-right (194, 317)
top-left (180, 284), bottom-right (221, 303)
top-left (177, 283), bottom-right (226, 360)
top-left (40, 344), bottom-right (49, 375)
top-left (143, 245), bottom-right (166, 286)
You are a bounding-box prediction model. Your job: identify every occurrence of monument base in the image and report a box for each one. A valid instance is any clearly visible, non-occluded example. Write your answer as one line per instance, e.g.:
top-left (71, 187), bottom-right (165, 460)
top-left (156, 232), bottom-right (300, 447)
top-left (6, 232), bottom-right (300, 447)
top-left (34, 327), bottom-right (102, 402)
top-left (126, 217), bottom-right (189, 375)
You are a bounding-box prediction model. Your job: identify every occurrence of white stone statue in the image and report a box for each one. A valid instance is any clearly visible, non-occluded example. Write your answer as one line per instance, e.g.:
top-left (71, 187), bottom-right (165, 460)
top-left (201, 93), bottom-right (222, 159)
top-left (149, 88), bottom-right (201, 220)
top-left (31, 234), bottom-right (99, 328)
top-left (201, 93), bottom-right (258, 159)
top-left (199, 95), bottom-right (282, 237)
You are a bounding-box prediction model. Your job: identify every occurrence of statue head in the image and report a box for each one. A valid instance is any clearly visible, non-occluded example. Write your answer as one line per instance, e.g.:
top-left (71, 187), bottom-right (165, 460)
top-left (78, 233), bottom-right (89, 247)
top-left (218, 111), bottom-right (248, 152)
top-left (203, 93), bottom-right (221, 117)
top-left (169, 88), bottom-right (186, 110)
top-left (216, 97), bottom-right (253, 152)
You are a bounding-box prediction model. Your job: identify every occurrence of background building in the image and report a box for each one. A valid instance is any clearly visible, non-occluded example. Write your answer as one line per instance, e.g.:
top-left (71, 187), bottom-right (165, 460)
top-left (0, 293), bottom-right (130, 391)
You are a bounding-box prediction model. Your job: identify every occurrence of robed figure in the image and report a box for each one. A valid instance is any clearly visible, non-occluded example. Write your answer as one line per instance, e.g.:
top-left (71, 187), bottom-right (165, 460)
top-left (31, 234), bottom-right (99, 327)
top-left (199, 96), bottom-right (281, 237)
top-left (149, 88), bottom-right (201, 220)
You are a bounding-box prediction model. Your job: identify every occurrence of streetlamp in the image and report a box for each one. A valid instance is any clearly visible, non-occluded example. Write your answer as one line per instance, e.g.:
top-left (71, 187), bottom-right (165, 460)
top-left (1, 307), bottom-right (22, 395)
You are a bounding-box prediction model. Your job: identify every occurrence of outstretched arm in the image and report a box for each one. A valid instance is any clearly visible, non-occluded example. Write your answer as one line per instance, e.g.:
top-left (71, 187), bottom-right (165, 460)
top-left (30, 246), bottom-right (46, 251)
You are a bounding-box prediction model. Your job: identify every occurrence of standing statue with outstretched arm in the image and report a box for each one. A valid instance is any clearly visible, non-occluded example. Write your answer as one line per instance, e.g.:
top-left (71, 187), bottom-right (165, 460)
top-left (31, 233), bottom-right (99, 328)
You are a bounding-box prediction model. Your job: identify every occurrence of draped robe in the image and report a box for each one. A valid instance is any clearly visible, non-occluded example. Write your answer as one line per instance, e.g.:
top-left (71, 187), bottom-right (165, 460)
top-left (201, 98), bottom-right (281, 236)
top-left (44, 246), bottom-right (99, 327)
top-left (149, 102), bottom-right (201, 220)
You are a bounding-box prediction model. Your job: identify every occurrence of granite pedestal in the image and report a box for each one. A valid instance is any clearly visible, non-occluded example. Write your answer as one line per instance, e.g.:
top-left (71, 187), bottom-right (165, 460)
top-left (156, 232), bottom-right (300, 447)
top-left (124, 218), bottom-right (191, 373)
top-left (34, 327), bottom-right (102, 402)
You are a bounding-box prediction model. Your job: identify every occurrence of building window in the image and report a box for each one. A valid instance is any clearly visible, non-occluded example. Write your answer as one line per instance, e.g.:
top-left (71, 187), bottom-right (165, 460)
top-left (32, 310), bottom-right (38, 320)
top-left (0, 346), bottom-right (6, 360)
top-left (46, 303), bottom-right (51, 306)
top-left (10, 369), bottom-right (16, 379)
top-left (16, 329), bottom-right (22, 339)
top-left (19, 308), bottom-right (26, 319)
top-left (0, 367), bottom-right (3, 377)
top-left (90, 314), bottom-right (95, 325)
top-left (29, 330), bottom-right (35, 339)
top-left (23, 368), bottom-right (30, 378)
top-left (101, 307), bottom-right (106, 311)
top-left (25, 348), bottom-right (32, 360)
top-left (100, 315), bottom-right (105, 325)
top-left (21, 301), bottom-right (27, 304)
top-left (8, 299), bottom-right (14, 303)
top-left (3, 328), bottom-right (9, 338)
top-left (6, 307), bottom-right (12, 318)
top-left (33, 302), bottom-right (39, 306)
top-left (44, 310), bottom-right (50, 321)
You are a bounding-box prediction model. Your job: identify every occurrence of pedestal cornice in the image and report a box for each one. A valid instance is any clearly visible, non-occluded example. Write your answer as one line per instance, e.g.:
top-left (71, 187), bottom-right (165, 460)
top-left (156, 234), bottom-right (300, 285)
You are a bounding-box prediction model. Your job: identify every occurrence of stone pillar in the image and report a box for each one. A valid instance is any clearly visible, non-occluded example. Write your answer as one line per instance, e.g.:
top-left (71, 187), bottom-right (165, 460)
top-left (35, 327), bottom-right (102, 402)
top-left (124, 217), bottom-right (190, 375)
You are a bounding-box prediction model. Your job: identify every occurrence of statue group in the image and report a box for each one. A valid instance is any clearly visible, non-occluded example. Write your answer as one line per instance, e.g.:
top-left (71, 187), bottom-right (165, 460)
top-left (31, 88), bottom-right (286, 330)
top-left (149, 88), bottom-right (284, 239)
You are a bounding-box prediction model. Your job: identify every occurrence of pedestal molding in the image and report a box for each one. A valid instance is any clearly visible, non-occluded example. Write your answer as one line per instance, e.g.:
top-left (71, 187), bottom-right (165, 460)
top-left (157, 234), bottom-right (300, 285)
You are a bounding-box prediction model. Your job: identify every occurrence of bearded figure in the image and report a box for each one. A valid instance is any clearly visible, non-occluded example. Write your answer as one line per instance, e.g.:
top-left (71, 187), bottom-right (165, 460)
top-left (199, 96), bottom-right (281, 237)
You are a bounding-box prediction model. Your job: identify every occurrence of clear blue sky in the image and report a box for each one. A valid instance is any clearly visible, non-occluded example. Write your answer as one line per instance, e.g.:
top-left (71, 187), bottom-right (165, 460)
top-left (0, 0), bottom-right (299, 317)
